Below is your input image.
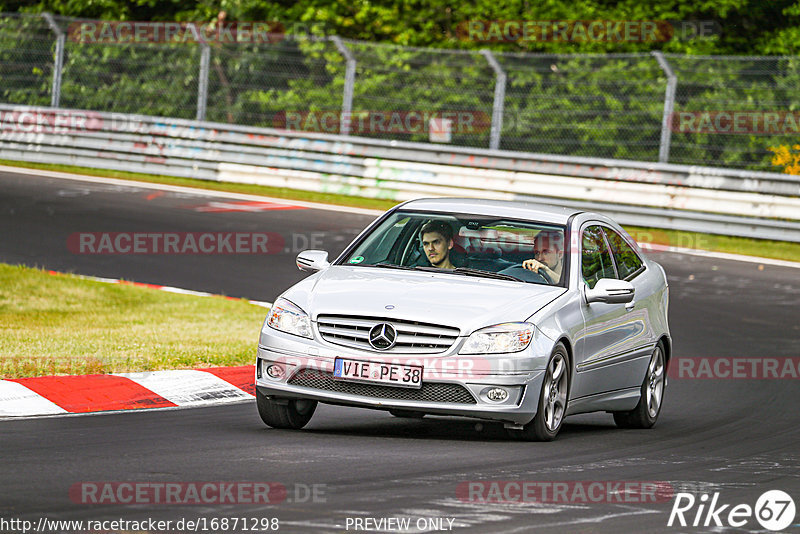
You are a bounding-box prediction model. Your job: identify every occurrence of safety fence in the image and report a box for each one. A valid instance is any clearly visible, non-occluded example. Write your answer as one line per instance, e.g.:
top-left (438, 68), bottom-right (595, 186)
top-left (2, 13), bottom-right (800, 172)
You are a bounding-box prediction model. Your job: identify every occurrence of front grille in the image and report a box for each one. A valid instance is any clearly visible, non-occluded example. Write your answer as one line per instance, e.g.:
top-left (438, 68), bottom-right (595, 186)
top-left (316, 315), bottom-right (460, 354)
top-left (287, 369), bottom-right (476, 404)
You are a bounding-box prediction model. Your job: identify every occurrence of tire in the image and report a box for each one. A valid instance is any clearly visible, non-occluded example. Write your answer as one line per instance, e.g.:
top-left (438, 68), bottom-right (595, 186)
top-left (389, 409), bottom-right (425, 419)
top-left (256, 389), bottom-right (317, 430)
top-left (508, 342), bottom-right (570, 441)
top-left (613, 342), bottom-right (666, 429)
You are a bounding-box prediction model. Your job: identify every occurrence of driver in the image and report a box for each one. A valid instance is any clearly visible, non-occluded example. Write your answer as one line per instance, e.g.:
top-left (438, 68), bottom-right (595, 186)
top-left (420, 220), bottom-right (455, 269)
top-left (522, 230), bottom-right (564, 283)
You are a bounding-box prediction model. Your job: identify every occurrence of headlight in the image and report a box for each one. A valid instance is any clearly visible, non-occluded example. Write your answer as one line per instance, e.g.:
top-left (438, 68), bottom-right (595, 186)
top-left (264, 298), bottom-right (313, 339)
top-left (460, 322), bottom-right (534, 354)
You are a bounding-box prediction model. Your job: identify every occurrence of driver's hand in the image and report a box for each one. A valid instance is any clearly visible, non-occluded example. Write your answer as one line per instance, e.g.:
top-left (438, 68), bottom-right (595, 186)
top-left (522, 259), bottom-right (544, 272)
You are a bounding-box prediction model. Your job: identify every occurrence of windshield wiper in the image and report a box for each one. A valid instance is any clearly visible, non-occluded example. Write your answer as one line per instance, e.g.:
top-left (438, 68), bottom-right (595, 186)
top-left (452, 267), bottom-right (521, 282)
top-left (373, 263), bottom-right (452, 274)
top-left (373, 262), bottom-right (416, 270)
top-left (410, 266), bottom-right (443, 272)
top-left (372, 264), bottom-right (518, 281)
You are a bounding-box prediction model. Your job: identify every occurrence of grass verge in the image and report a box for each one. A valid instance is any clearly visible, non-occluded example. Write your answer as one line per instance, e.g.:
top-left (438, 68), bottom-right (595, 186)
top-left (2, 159), bottom-right (799, 263)
top-left (624, 227), bottom-right (800, 263)
top-left (0, 263), bottom-right (267, 379)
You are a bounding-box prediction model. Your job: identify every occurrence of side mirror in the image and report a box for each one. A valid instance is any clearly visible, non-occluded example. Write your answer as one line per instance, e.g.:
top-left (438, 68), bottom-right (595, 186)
top-left (584, 278), bottom-right (635, 304)
top-left (296, 250), bottom-right (330, 272)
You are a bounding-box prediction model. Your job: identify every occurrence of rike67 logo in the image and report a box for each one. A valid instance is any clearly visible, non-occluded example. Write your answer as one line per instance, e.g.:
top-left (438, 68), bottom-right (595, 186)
top-left (668, 490), bottom-right (796, 531)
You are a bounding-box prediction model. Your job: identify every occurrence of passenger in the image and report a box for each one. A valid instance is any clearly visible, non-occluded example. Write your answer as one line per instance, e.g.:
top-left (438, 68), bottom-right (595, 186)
top-left (522, 230), bottom-right (564, 283)
top-left (420, 220), bottom-right (455, 269)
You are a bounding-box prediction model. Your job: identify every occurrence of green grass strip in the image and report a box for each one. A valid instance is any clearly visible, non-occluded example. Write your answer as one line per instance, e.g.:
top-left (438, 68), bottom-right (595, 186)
top-left (0, 264), bottom-right (267, 378)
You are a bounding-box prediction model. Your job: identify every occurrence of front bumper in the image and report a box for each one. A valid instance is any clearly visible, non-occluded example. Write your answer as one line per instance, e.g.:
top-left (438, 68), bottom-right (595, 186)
top-left (255, 329), bottom-right (552, 426)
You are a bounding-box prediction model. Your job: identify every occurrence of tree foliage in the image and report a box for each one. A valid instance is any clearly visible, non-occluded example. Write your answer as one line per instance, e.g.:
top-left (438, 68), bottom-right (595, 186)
top-left (4, 0), bottom-right (800, 55)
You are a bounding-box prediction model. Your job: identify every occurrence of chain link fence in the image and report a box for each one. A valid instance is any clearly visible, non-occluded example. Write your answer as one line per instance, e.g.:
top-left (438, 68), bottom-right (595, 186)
top-left (667, 55), bottom-right (800, 170)
top-left (0, 13), bottom-right (55, 106)
top-left (496, 53), bottom-right (666, 161)
top-left (2, 13), bottom-right (800, 172)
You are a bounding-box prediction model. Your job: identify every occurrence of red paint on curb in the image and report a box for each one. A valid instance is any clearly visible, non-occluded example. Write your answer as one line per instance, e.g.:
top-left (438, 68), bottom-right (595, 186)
top-left (39, 269), bottom-right (271, 308)
top-left (192, 200), bottom-right (306, 213)
top-left (201, 365), bottom-right (256, 396)
top-left (11, 375), bottom-right (178, 413)
top-left (119, 280), bottom-right (164, 291)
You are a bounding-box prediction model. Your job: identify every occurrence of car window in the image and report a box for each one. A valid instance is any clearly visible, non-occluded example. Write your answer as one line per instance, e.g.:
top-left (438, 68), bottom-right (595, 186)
top-left (371, 216), bottom-right (411, 260)
top-left (339, 211), bottom-right (567, 286)
top-left (604, 227), bottom-right (645, 280)
top-left (582, 225), bottom-right (616, 289)
top-left (346, 216), bottom-right (414, 265)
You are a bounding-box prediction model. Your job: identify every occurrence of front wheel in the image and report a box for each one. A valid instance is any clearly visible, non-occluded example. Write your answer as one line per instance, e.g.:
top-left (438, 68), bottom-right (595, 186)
top-left (256, 389), bottom-right (317, 429)
top-left (508, 342), bottom-right (570, 441)
top-left (613, 342), bottom-right (666, 429)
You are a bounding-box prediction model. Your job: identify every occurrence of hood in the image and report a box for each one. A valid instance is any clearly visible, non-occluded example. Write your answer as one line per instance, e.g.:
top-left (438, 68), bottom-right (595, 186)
top-left (281, 266), bottom-right (566, 335)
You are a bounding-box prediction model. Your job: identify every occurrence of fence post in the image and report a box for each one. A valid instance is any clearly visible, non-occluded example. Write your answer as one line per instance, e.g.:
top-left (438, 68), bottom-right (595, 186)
top-left (652, 51), bottom-right (677, 164)
top-left (41, 13), bottom-right (64, 108)
top-left (331, 36), bottom-right (356, 136)
top-left (480, 50), bottom-right (506, 151)
top-left (196, 42), bottom-right (211, 121)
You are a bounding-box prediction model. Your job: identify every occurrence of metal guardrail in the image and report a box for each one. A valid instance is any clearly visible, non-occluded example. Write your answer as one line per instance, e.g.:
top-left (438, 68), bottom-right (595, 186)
top-left (1, 104), bottom-right (799, 242)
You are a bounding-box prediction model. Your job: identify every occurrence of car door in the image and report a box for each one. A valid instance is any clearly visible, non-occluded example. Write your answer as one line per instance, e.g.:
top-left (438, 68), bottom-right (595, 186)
top-left (603, 225), bottom-right (659, 365)
top-left (571, 224), bottom-right (649, 399)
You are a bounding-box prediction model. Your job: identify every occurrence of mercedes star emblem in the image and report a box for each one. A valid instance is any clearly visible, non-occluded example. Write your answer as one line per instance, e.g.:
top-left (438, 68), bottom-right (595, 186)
top-left (368, 323), bottom-right (397, 350)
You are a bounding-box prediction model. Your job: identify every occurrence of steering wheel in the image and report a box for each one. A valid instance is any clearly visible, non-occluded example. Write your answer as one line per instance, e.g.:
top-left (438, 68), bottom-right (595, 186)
top-left (497, 264), bottom-right (551, 284)
top-left (535, 266), bottom-right (554, 285)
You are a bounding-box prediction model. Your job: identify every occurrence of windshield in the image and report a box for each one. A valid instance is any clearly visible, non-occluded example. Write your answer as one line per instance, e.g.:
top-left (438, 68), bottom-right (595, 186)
top-left (339, 211), bottom-right (568, 286)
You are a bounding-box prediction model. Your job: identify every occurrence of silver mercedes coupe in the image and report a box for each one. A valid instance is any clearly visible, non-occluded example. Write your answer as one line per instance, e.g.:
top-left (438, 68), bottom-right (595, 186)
top-left (255, 198), bottom-right (671, 440)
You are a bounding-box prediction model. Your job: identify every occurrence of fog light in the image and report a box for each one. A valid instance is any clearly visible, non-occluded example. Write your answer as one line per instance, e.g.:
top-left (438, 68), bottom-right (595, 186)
top-left (266, 364), bottom-right (285, 380)
top-left (485, 387), bottom-right (509, 402)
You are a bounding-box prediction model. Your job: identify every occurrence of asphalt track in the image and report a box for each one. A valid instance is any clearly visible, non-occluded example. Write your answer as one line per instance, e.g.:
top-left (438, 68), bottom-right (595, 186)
top-left (1, 170), bottom-right (800, 533)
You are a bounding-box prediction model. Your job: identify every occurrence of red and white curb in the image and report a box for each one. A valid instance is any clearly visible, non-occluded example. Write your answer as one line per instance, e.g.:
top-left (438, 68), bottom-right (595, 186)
top-left (1, 272), bottom-right (268, 418)
top-left (44, 270), bottom-right (273, 308)
top-left (0, 365), bottom-right (255, 417)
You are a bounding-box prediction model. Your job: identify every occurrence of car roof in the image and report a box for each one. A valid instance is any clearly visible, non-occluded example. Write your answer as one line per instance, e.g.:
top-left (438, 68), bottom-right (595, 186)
top-left (397, 198), bottom-right (581, 225)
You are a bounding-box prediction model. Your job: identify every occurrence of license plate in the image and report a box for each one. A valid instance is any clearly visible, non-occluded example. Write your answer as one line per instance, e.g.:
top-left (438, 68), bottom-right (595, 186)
top-left (333, 357), bottom-right (423, 389)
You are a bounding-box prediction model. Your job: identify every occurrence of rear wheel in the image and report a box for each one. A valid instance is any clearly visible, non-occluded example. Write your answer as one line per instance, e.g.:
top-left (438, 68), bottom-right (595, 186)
top-left (508, 342), bottom-right (569, 441)
top-left (613, 342), bottom-right (666, 429)
top-left (256, 389), bottom-right (317, 429)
